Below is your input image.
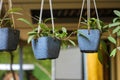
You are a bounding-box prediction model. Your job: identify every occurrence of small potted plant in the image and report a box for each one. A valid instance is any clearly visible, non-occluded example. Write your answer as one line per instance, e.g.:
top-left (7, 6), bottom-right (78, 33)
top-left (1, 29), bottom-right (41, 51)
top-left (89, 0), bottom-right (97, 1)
top-left (18, 18), bottom-right (75, 60)
top-left (77, 0), bottom-right (104, 53)
top-left (77, 17), bottom-right (103, 52)
top-left (18, 0), bottom-right (75, 60)
top-left (0, 0), bottom-right (21, 51)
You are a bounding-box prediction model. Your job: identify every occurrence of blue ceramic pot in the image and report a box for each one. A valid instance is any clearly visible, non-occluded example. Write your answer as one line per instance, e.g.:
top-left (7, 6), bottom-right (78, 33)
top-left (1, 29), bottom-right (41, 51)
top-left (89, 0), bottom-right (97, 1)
top-left (32, 36), bottom-right (61, 60)
top-left (0, 28), bottom-right (20, 51)
top-left (77, 29), bottom-right (100, 52)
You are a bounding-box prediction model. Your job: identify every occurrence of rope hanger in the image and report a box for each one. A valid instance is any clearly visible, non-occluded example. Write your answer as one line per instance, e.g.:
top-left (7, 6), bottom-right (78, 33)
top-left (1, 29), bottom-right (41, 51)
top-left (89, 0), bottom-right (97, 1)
top-left (0, 0), bottom-right (3, 16)
top-left (38, 0), bottom-right (55, 34)
top-left (77, 0), bottom-right (100, 31)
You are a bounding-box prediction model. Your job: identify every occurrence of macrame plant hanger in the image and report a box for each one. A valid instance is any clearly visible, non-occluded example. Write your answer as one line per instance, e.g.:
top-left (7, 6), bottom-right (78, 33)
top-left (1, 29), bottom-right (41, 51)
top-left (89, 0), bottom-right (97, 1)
top-left (38, 0), bottom-right (56, 80)
top-left (77, 0), bottom-right (100, 33)
top-left (77, 0), bottom-right (101, 52)
top-left (38, 0), bottom-right (55, 34)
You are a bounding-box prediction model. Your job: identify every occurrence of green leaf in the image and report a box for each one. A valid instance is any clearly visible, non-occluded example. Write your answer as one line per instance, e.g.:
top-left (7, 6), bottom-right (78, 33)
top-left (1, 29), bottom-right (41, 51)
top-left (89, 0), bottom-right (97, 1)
top-left (110, 48), bottom-right (117, 57)
top-left (61, 41), bottom-right (68, 49)
top-left (78, 31), bottom-right (89, 41)
top-left (44, 18), bottom-right (52, 23)
top-left (17, 18), bottom-right (34, 28)
top-left (103, 25), bottom-right (109, 29)
top-left (62, 27), bottom-right (67, 33)
top-left (28, 31), bottom-right (37, 35)
top-left (96, 19), bottom-right (102, 31)
top-left (68, 39), bottom-right (76, 46)
top-left (33, 28), bottom-right (38, 32)
top-left (112, 26), bottom-right (120, 34)
top-left (56, 32), bottom-right (67, 39)
top-left (117, 31), bottom-right (120, 36)
top-left (44, 18), bottom-right (56, 23)
top-left (98, 49), bottom-right (103, 64)
top-left (27, 35), bottom-right (35, 44)
top-left (8, 8), bottom-right (22, 13)
top-left (11, 12), bottom-right (22, 15)
top-left (100, 40), bottom-right (108, 53)
top-left (113, 18), bottom-right (119, 23)
top-left (114, 10), bottom-right (120, 17)
top-left (0, 18), bottom-right (10, 21)
top-left (39, 23), bottom-right (49, 30)
top-left (108, 36), bottom-right (116, 44)
top-left (109, 22), bottom-right (120, 28)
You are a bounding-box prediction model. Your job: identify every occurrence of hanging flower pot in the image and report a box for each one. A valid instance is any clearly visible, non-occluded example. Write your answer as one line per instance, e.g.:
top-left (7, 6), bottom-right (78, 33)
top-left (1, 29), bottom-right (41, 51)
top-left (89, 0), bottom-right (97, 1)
top-left (77, 29), bottom-right (100, 52)
top-left (0, 28), bottom-right (20, 51)
top-left (0, 0), bottom-right (21, 51)
top-left (77, 0), bottom-right (102, 53)
top-left (32, 37), bottom-right (61, 60)
top-left (18, 0), bottom-right (75, 60)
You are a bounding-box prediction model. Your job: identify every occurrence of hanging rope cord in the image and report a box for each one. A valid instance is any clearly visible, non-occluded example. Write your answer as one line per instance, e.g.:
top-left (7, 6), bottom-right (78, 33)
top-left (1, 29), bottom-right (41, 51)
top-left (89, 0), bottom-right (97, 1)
top-left (93, 0), bottom-right (101, 31)
top-left (77, 0), bottom-right (85, 29)
top-left (0, 0), bottom-right (3, 16)
top-left (87, 0), bottom-right (90, 31)
top-left (38, 0), bottom-right (55, 34)
top-left (77, 0), bottom-right (100, 32)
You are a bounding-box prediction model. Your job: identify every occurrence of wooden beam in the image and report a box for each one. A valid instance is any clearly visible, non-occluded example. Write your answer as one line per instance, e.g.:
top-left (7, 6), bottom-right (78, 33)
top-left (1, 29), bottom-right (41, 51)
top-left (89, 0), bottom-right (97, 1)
top-left (116, 38), bottom-right (120, 80)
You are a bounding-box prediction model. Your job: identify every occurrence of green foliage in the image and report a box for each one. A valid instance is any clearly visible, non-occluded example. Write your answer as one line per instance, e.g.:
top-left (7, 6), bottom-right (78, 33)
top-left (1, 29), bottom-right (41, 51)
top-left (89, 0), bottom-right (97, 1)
top-left (98, 49), bottom-right (103, 64)
top-left (8, 8), bottom-right (22, 15)
top-left (112, 26), bottom-right (120, 34)
top-left (78, 31), bottom-right (90, 41)
top-left (114, 10), bottom-right (120, 17)
top-left (89, 18), bottom-right (103, 31)
top-left (108, 22), bottom-right (120, 28)
top-left (0, 7), bottom-right (22, 27)
top-left (110, 48), bottom-right (117, 57)
top-left (18, 18), bottom-right (76, 48)
top-left (81, 17), bottom-right (104, 32)
top-left (100, 40), bottom-right (109, 54)
top-left (108, 36), bottom-right (116, 45)
top-left (105, 10), bottom-right (120, 57)
top-left (17, 18), bottom-right (33, 28)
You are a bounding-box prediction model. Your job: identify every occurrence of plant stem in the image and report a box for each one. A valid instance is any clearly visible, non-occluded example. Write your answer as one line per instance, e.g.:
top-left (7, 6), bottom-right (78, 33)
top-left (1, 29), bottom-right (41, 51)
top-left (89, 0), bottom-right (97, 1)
top-left (63, 31), bottom-right (77, 40)
top-left (0, 10), bottom-right (9, 27)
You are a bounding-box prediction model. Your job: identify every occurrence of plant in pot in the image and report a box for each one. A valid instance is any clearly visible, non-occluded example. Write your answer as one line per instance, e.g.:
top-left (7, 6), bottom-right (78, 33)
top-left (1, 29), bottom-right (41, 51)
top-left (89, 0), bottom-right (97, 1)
top-left (103, 10), bottom-right (120, 57)
top-left (0, 0), bottom-right (21, 51)
top-left (77, 17), bottom-right (104, 52)
top-left (18, 0), bottom-right (75, 60)
top-left (77, 0), bottom-right (102, 52)
top-left (18, 18), bottom-right (75, 60)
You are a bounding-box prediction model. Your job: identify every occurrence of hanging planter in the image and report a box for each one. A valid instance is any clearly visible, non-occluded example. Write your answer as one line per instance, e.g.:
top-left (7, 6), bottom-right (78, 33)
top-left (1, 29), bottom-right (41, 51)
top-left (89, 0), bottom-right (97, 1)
top-left (77, 0), bottom-right (101, 52)
top-left (0, 0), bottom-right (20, 51)
top-left (18, 0), bottom-right (75, 60)
top-left (0, 28), bottom-right (20, 51)
top-left (31, 0), bottom-right (61, 60)
top-left (77, 29), bottom-right (100, 52)
top-left (32, 37), bottom-right (61, 60)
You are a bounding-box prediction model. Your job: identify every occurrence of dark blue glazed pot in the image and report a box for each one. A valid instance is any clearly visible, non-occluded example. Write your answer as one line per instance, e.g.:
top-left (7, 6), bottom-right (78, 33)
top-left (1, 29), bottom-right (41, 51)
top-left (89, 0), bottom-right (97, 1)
top-left (32, 36), bottom-right (61, 60)
top-left (0, 28), bottom-right (20, 51)
top-left (77, 29), bottom-right (100, 53)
